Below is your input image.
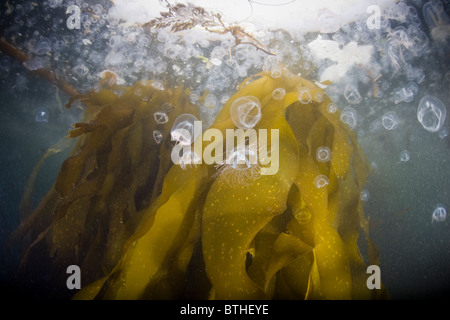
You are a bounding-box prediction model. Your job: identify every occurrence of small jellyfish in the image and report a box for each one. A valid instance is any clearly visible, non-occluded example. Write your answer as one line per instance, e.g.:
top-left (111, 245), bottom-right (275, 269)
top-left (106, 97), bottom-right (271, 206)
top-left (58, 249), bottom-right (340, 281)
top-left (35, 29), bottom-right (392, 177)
top-left (400, 150), bottom-right (411, 162)
top-left (316, 8), bottom-right (342, 33)
top-left (344, 84), bottom-right (362, 104)
top-left (382, 111), bottom-right (400, 130)
top-left (431, 204), bottom-right (447, 223)
top-left (360, 189), bottom-right (370, 202)
top-left (423, 1), bottom-right (450, 43)
top-left (393, 87), bottom-right (414, 104)
top-left (23, 56), bottom-right (45, 71)
top-left (369, 119), bottom-right (382, 134)
top-left (270, 67), bottom-right (282, 78)
top-left (272, 88), bottom-right (286, 101)
top-left (34, 108), bottom-right (49, 122)
top-left (72, 64), bottom-right (89, 78)
top-left (293, 207), bottom-right (311, 224)
top-left (204, 94), bottom-right (217, 108)
top-left (316, 146), bottom-right (331, 162)
top-left (151, 81), bottom-right (164, 91)
top-left (417, 95), bottom-right (446, 133)
top-left (340, 106), bottom-right (357, 129)
top-left (314, 175), bottom-right (329, 189)
top-left (153, 130), bottom-right (163, 144)
top-left (327, 103), bottom-right (337, 113)
top-left (34, 37), bottom-right (51, 56)
top-left (153, 111), bottom-right (168, 125)
top-left (230, 96), bottom-right (262, 129)
top-left (297, 87), bottom-right (312, 104)
top-left (439, 128), bottom-right (448, 139)
top-left (170, 113), bottom-right (199, 145)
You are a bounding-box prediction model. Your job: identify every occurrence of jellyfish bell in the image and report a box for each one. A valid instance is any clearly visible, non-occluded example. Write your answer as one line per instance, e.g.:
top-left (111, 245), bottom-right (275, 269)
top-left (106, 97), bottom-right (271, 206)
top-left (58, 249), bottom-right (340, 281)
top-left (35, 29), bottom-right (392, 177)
top-left (34, 107), bottom-right (49, 123)
top-left (431, 204), bottom-right (447, 223)
top-left (230, 96), bottom-right (262, 130)
top-left (382, 111), bottom-right (400, 130)
top-left (316, 146), bottom-right (331, 162)
top-left (170, 113), bottom-right (200, 146)
top-left (417, 95), bottom-right (446, 133)
top-left (314, 174), bottom-right (329, 189)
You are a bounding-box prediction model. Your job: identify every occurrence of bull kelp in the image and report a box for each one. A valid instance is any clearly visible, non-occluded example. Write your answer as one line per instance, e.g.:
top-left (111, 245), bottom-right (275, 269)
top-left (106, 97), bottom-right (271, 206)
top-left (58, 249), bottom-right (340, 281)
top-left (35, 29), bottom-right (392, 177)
top-left (13, 65), bottom-right (387, 299)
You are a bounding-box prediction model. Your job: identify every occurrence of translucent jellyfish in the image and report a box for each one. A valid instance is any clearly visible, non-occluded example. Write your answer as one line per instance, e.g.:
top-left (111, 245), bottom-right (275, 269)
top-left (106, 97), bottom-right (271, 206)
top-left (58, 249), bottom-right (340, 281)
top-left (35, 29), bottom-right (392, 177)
top-left (340, 106), bottom-right (358, 129)
top-left (344, 84), bottom-right (362, 105)
top-left (153, 130), bottom-right (163, 144)
top-left (369, 119), bottom-right (382, 134)
top-left (272, 88), bottom-right (286, 101)
top-left (316, 8), bottom-right (342, 33)
top-left (170, 113), bottom-right (199, 145)
top-left (72, 64), bottom-right (89, 78)
top-left (151, 81), bottom-right (164, 91)
top-left (216, 143), bottom-right (261, 184)
top-left (316, 146), bottom-right (331, 162)
top-left (360, 189), bottom-right (370, 202)
top-left (34, 108), bottom-right (49, 122)
top-left (297, 87), bottom-right (312, 104)
top-left (417, 95), bottom-right (447, 133)
top-left (204, 94), bottom-right (217, 108)
top-left (406, 25), bottom-right (429, 57)
top-left (400, 149), bottom-right (411, 162)
top-left (382, 111), bottom-right (400, 130)
top-left (327, 103), bottom-right (337, 113)
top-left (314, 175), bottom-right (329, 189)
top-left (423, 1), bottom-right (450, 43)
top-left (431, 204), bottom-right (447, 223)
top-left (23, 57), bottom-right (45, 71)
top-left (153, 111), bottom-right (168, 125)
top-left (270, 67), bottom-right (282, 79)
top-left (230, 96), bottom-right (262, 129)
top-left (393, 87), bottom-right (414, 104)
top-left (34, 37), bottom-right (51, 56)
top-left (439, 128), bottom-right (448, 139)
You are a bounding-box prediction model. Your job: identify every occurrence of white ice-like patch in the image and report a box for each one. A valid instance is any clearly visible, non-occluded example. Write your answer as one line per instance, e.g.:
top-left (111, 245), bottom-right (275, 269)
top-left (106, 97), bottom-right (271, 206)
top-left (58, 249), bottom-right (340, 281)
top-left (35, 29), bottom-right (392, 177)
top-left (307, 35), bottom-right (374, 83)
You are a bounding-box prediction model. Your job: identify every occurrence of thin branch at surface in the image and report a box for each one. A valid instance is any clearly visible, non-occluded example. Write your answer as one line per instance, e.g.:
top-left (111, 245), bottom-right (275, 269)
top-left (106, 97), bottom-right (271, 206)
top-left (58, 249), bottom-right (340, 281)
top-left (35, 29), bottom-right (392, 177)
top-left (143, 2), bottom-right (275, 56)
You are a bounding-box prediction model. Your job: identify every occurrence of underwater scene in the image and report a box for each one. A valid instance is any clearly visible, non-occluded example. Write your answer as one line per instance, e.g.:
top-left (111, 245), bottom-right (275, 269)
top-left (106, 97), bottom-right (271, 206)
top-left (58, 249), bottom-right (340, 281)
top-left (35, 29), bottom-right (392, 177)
top-left (0, 0), bottom-right (449, 301)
